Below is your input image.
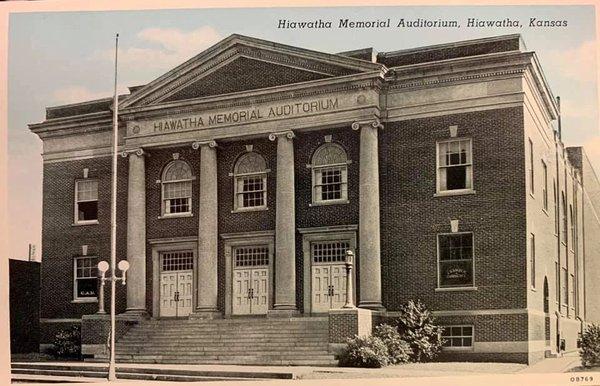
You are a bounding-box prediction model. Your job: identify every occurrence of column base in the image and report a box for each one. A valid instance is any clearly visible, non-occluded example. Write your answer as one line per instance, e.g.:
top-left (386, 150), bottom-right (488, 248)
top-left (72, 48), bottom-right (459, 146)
top-left (190, 310), bottom-right (222, 320)
top-left (267, 309), bottom-right (300, 318)
top-left (357, 301), bottom-right (386, 311)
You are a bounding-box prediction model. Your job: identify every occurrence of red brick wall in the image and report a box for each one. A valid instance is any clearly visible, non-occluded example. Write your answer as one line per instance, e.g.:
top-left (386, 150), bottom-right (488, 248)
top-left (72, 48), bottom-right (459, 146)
top-left (41, 158), bottom-right (128, 320)
top-left (293, 127), bottom-right (360, 310)
top-left (379, 107), bottom-right (527, 311)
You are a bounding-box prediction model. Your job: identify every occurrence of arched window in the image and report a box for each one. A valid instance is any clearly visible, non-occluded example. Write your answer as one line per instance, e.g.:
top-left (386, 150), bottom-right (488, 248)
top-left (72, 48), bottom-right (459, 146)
top-left (161, 160), bottom-right (193, 216)
top-left (233, 152), bottom-right (268, 210)
top-left (310, 143), bottom-right (349, 204)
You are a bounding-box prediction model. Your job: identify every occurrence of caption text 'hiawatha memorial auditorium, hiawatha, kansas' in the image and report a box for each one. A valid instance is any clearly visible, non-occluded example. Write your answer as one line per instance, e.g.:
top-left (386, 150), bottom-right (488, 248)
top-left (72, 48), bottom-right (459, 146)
top-left (29, 33), bottom-right (600, 365)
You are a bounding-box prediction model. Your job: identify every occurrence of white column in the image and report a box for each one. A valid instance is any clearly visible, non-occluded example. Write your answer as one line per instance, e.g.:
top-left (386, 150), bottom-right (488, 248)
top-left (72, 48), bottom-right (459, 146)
top-left (352, 119), bottom-right (384, 310)
top-left (269, 131), bottom-right (298, 314)
top-left (192, 140), bottom-right (220, 317)
top-left (124, 148), bottom-right (147, 314)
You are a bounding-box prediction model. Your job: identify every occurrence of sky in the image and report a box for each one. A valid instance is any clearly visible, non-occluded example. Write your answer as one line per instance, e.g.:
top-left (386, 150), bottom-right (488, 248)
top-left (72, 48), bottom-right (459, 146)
top-left (6, 5), bottom-right (598, 260)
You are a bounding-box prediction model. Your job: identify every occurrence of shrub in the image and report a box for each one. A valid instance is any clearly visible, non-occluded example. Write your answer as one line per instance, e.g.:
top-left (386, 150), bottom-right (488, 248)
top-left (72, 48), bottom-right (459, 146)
top-left (338, 335), bottom-right (390, 368)
top-left (391, 300), bottom-right (444, 362)
top-left (580, 324), bottom-right (600, 368)
top-left (50, 325), bottom-right (81, 359)
top-left (373, 324), bottom-right (411, 364)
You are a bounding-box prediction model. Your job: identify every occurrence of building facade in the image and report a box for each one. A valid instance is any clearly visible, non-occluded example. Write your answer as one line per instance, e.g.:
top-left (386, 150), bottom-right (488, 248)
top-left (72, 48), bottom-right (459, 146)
top-left (30, 34), bottom-right (600, 364)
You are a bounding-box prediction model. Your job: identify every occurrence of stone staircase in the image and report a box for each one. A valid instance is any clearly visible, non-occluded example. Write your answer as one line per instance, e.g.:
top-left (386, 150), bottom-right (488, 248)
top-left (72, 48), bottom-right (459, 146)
top-left (101, 316), bottom-right (337, 366)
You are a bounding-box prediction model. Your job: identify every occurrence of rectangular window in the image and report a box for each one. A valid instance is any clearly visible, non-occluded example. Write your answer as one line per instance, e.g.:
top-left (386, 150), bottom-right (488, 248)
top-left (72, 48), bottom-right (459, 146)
top-left (542, 161), bottom-right (548, 210)
top-left (442, 325), bottom-right (473, 348)
top-left (312, 241), bottom-right (350, 263)
top-left (529, 139), bottom-right (534, 194)
top-left (554, 181), bottom-right (558, 234)
top-left (555, 262), bottom-right (560, 304)
top-left (569, 273), bottom-right (575, 309)
top-left (561, 267), bottom-right (568, 307)
top-left (438, 233), bottom-right (474, 288)
top-left (74, 257), bottom-right (97, 300)
top-left (163, 181), bottom-right (192, 214)
top-left (75, 179), bottom-right (98, 223)
top-left (236, 175), bottom-right (266, 209)
top-left (437, 139), bottom-right (473, 192)
top-left (161, 251), bottom-right (194, 271)
top-left (314, 166), bottom-right (348, 203)
top-left (530, 233), bottom-right (536, 288)
top-left (234, 246), bottom-right (269, 267)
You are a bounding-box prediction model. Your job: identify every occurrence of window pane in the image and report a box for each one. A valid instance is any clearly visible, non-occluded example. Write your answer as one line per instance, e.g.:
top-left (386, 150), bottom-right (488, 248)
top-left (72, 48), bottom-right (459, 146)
top-left (78, 201), bottom-right (98, 221)
top-left (440, 260), bottom-right (473, 287)
top-left (234, 246), bottom-right (269, 267)
top-left (77, 278), bottom-right (97, 298)
top-left (77, 180), bottom-right (98, 201)
top-left (446, 166), bottom-right (466, 190)
top-left (463, 326), bottom-right (473, 336)
top-left (451, 326), bottom-right (462, 336)
top-left (462, 337), bottom-right (473, 347)
top-left (312, 241), bottom-right (350, 263)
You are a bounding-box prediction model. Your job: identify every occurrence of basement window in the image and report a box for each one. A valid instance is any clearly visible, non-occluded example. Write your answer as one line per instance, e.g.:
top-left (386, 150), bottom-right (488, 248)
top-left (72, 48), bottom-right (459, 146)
top-left (442, 325), bottom-right (473, 348)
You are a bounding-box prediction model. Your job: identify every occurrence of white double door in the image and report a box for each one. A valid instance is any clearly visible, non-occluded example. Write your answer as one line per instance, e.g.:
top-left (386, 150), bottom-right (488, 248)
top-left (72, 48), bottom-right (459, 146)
top-left (160, 270), bottom-right (193, 317)
top-left (232, 267), bottom-right (268, 315)
top-left (312, 264), bottom-right (347, 313)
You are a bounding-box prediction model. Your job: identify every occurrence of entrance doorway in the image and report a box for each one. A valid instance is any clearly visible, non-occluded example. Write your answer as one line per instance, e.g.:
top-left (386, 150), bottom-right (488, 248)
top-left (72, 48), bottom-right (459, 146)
top-left (232, 246), bottom-right (269, 315)
top-left (159, 251), bottom-right (194, 318)
top-left (311, 241), bottom-right (349, 313)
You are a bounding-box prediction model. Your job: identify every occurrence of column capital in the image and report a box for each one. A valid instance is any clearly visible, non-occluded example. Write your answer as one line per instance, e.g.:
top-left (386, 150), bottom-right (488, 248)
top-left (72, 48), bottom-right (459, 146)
top-left (120, 148), bottom-right (145, 158)
top-left (351, 117), bottom-right (384, 131)
top-left (269, 130), bottom-right (295, 141)
top-left (192, 140), bottom-right (217, 149)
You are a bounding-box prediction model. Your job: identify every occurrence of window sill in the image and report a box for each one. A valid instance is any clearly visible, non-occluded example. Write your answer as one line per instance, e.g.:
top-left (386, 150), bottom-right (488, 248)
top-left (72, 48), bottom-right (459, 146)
top-left (158, 213), bottom-right (193, 219)
top-left (309, 200), bottom-right (349, 207)
top-left (71, 298), bottom-right (98, 304)
top-left (442, 346), bottom-right (473, 351)
top-left (435, 286), bottom-right (477, 292)
top-left (434, 189), bottom-right (476, 198)
top-left (72, 220), bottom-right (99, 226)
top-left (231, 207), bottom-right (269, 213)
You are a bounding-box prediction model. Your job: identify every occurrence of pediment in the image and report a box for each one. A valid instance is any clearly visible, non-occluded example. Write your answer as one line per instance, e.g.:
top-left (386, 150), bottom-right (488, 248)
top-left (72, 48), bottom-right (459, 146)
top-left (121, 34), bottom-right (383, 108)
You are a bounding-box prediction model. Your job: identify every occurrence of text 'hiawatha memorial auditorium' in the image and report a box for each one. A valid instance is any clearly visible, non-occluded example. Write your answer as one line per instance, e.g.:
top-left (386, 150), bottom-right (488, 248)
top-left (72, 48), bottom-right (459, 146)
top-left (29, 33), bottom-right (600, 365)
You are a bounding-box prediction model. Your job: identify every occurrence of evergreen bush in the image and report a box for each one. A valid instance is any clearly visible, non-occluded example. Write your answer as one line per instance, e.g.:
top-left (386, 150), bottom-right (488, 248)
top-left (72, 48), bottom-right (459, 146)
top-left (391, 300), bottom-right (444, 362)
top-left (580, 324), bottom-right (600, 368)
top-left (50, 325), bottom-right (81, 359)
top-left (373, 324), bottom-right (412, 364)
top-left (338, 335), bottom-right (390, 368)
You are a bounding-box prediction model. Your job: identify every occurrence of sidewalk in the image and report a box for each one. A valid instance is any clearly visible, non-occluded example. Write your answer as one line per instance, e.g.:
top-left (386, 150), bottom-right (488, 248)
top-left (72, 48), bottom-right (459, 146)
top-left (519, 352), bottom-right (581, 374)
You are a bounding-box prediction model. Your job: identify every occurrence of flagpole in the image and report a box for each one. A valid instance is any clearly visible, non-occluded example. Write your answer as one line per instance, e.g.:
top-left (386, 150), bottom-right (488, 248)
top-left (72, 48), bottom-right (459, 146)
top-left (108, 32), bottom-right (119, 382)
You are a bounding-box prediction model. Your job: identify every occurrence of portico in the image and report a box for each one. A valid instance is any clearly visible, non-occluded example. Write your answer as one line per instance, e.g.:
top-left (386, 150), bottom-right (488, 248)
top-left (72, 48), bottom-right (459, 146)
top-left (112, 34), bottom-right (386, 319)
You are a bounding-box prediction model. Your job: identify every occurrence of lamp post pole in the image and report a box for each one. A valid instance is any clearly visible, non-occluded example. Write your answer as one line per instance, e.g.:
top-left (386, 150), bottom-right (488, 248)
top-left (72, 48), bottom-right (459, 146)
top-left (107, 32), bottom-right (120, 382)
top-left (343, 250), bottom-right (355, 309)
top-left (97, 260), bottom-right (129, 381)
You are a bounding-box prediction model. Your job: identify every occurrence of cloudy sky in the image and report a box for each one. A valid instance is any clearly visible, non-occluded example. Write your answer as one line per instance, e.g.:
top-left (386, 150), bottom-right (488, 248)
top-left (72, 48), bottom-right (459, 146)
top-left (7, 5), bottom-right (598, 260)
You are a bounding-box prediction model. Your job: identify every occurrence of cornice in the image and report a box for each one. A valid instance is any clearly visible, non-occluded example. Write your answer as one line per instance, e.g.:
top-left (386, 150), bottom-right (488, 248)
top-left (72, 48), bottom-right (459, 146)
top-left (387, 68), bottom-right (526, 91)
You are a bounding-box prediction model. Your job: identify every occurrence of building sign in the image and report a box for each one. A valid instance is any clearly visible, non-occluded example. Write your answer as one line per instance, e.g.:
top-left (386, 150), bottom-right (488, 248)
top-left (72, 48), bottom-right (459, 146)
top-left (440, 260), bottom-right (473, 287)
top-left (77, 278), bottom-right (98, 298)
top-left (130, 97), bottom-right (341, 136)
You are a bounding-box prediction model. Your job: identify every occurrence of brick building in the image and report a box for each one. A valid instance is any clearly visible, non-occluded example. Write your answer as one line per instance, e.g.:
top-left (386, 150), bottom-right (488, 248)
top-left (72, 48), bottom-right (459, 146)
top-left (29, 34), bottom-right (600, 365)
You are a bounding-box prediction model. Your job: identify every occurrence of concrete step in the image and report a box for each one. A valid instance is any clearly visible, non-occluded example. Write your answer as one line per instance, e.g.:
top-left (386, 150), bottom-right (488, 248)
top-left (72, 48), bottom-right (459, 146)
top-left (117, 342), bottom-right (329, 350)
top-left (120, 335), bottom-right (328, 341)
top-left (116, 348), bottom-right (331, 356)
top-left (111, 355), bottom-right (337, 365)
top-left (11, 368), bottom-right (269, 382)
top-left (12, 363), bottom-right (295, 380)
